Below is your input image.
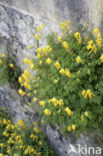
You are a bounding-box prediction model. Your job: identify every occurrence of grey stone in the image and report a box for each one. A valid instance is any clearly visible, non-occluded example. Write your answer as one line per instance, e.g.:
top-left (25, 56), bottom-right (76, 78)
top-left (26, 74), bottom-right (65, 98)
top-left (0, 84), bottom-right (40, 124)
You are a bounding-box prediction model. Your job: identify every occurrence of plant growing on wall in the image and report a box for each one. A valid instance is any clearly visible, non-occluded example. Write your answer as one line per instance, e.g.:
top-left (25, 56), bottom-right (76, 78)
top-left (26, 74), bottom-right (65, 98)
top-left (18, 21), bottom-right (103, 136)
top-left (0, 107), bottom-right (58, 156)
top-left (0, 53), bottom-right (21, 88)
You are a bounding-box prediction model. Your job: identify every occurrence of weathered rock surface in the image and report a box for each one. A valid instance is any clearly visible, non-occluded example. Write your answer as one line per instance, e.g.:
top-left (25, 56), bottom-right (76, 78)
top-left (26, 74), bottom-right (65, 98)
top-left (0, 0), bottom-right (89, 29)
top-left (0, 2), bottom-right (103, 156)
top-left (0, 0), bottom-right (103, 31)
top-left (0, 3), bottom-right (35, 71)
top-left (0, 84), bottom-right (40, 124)
top-left (0, 2), bottom-right (59, 70)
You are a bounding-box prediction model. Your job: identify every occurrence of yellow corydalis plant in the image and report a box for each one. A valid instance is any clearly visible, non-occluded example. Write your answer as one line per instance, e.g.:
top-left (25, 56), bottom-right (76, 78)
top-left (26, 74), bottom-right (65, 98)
top-left (93, 28), bottom-right (102, 48)
top-left (58, 35), bottom-right (62, 42)
top-left (64, 107), bottom-right (73, 116)
top-left (62, 41), bottom-right (69, 51)
top-left (44, 109), bottom-right (51, 115)
top-left (46, 58), bottom-right (52, 64)
top-left (74, 32), bottom-right (82, 44)
top-left (17, 22), bottom-right (103, 136)
top-left (82, 89), bottom-right (94, 99)
top-left (76, 56), bottom-right (83, 63)
top-left (54, 61), bottom-right (61, 70)
top-left (87, 40), bottom-right (97, 54)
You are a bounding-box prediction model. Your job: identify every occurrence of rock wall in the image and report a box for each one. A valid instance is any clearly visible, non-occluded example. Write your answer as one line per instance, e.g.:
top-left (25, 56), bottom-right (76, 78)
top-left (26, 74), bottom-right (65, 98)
top-left (0, 0), bottom-right (103, 31)
top-left (0, 1), bottom-right (103, 156)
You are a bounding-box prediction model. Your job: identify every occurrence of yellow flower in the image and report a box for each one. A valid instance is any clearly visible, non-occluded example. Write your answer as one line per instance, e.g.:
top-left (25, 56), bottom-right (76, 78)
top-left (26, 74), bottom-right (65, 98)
top-left (7, 149), bottom-right (11, 154)
top-left (65, 68), bottom-right (71, 78)
top-left (74, 32), bottom-right (81, 44)
top-left (33, 97), bottom-right (37, 102)
top-left (54, 61), bottom-right (61, 70)
top-left (3, 131), bottom-right (9, 137)
top-left (37, 47), bottom-right (42, 53)
top-left (18, 89), bottom-right (25, 96)
top-left (57, 99), bottom-right (64, 106)
top-left (23, 82), bottom-right (29, 89)
top-left (76, 56), bottom-right (83, 63)
top-left (82, 89), bottom-right (94, 99)
top-left (0, 59), bottom-right (3, 64)
top-left (43, 45), bottom-right (52, 53)
top-left (93, 28), bottom-right (99, 34)
top-left (86, 89), bottom-right (92, 99)
top-left (18, 119), bottom-right (25, 127)
top-left (44, 109), bottom-right (51, 115)
top-left (60, 23), bottom-right (66, 29)
top-left (64, 107), bottom-right (73, 116)
top-left (87, 40), bottom-right (97, 54)
top-left (59, 68), bottom-right (65, 74)
top-left (9, 63), bottom-right (14, 68)
top-left (50, 98), bottom-right (57, 103)
top-left (72, 124), bottom-right (76, 131)
top-left (100, 54), bottom-right (103, 63)
top-left (96, 38), bottom-right (102, 48)
top-left (38, 101), bottom-right (45, 106)
top-left (1, 53), bottom-right (6, 57)
top-left (18, 77), bottom-right (23, 84)
top-left (46, 58), bottom-right (52, 64)
top-left (67, 126), bottom-right (72, 132)
top-left (58, 35), bottom-right (62, 42)
top-left (62, 41), bottom-right (69, 50)
top-left (82, 90), bottom-right (86, 96)
top-left (84, 111), bottom-right (88, 117)
top-left (24, 58), bottom-right (32, 65)
top-left (0, 154), bottom-right (3, 156)
top-left (37, 26), bottom-right (41, 32)
top-left (24, 70), bottom-right (31, 77)
top-left (37, 53), bottom-right (41, 59)
top-left (35, 34), bottom-right (39, 40)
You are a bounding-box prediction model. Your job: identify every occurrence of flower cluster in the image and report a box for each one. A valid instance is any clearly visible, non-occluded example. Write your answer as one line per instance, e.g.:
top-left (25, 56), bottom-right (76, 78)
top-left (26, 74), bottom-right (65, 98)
top-left (82, 89), bottom-right (95, 99)
top-left (87, 40), bottom-right (97, 54)
top-left (93, 28), bottom-right (102, 48)
top-left (54, 62), bottom-right (71, 78)
top-left (74, 32), bottom-right (82, 44)
top-left (0, 108), bottom-right (57, 156)
top-left (76, 56), bottom-right (83, 63)
top-left (18, 59), bottom-right (33, 96)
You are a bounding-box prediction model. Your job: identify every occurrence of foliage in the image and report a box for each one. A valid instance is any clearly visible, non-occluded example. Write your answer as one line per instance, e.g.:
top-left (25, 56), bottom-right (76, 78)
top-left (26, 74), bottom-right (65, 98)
top-left (0, 53), bottom-right (21, 88)
top-left (0, 107), bottom-right (57, 156)
top-left (18, 21), bottom-right (103, 136)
